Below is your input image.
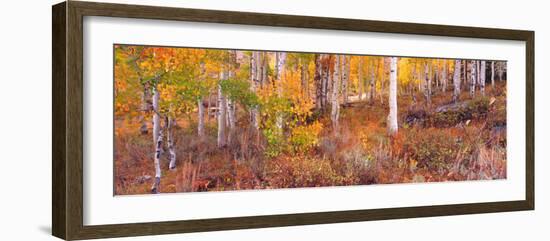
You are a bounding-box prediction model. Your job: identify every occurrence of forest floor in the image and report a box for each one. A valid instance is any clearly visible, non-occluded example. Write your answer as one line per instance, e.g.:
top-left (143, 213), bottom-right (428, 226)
top-left (114, 83), bottom-right (507, 195)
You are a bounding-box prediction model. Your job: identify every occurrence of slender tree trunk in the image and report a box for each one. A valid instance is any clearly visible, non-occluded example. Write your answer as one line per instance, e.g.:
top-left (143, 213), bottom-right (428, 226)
top-left (491, 61), bottom-right (495, 87)
top-left (331, 55), bottom-right (341, 129)
top-left (428, 65), bottom-right (432, 100)
top-left (250, 52), bottom-right (260, 129)
top-left (197, 99), bottom-right (205, 137)
top-left (197, 63), bottom-right (206, 137)
top-left (480, 60), bottom-right (486, 96)
top-left (257, 52), bottom-right (263, 87)
top-left (438, 65), bottom-right (441, 92)
top-left (326, 55), bottom-right (333, 107)
top-left (388, 57), bottom-right (398, 136)
top-left (217, 71), bottom-right (227, 148)
top-left (424, 63), bottom-right (431, 105)
top-left (409, 62), bottom-right (418, 100)
top-left (369, 62), bottom-right (376, 104)
top-left (151, 85), bottom-right (162, 193)
top-left (227, 51), bottom-right (238, 143)
top-left (358, 57), bottom-right (364, 101)
top-left (342, 56), bottom-right (350, 105)
top-left (321, 55), bottom-right (329, 111)
top-left (442, 62), bottom-right (448, 92)
top-left (462, 60), bottom-right (467, 91)
top-left (207, 90), bottom-right (213, 121)
top-left (417, 64), bottom-right (422, 94)
top-left (453, 59), bottom-right (461, 103)
top-left (275, 52), bottom-right (287, 130)
top-left (470, 60), bottom-right (476, 98)
top-left (261, 52), bottom-right (268, 87)
top-left (226, 99), bottom-right (235, 142)
top-left (497, 62), bottom-right (504, 81)
top-left (167, 116), bottom-right (177, 170)
top-left (477, 60), bottom-right (481, 87)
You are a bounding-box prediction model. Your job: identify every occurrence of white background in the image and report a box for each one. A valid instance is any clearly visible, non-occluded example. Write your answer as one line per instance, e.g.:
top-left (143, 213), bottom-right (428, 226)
top-left (0, 0), bottom-right (548, 240)
top-left (84, 16), bottom-right (525, 225)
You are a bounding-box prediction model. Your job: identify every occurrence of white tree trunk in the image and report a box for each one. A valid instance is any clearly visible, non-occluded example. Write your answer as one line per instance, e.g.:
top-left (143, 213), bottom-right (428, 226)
top-left (331, 55), bottom-right (341, 129)
top-left (453, 59), bottom-right (461, 103)
top-left (497, 62), bottom-right (504, 81)
top-left (460, 60), bottom-right (468, 91)
top-left (480, 60), bottom-right (486, 96)
top-left (151, 85), bottom-right (162, 193)
top-left (491, 61), bottom-right (495, 87)
top-left (358, 57), bottom-right (364, 101)
top-left (418, 64), bottom-right (423, 95)
top-left (167, 116), bottom-right (177, 170)
top-left (197, 63), bottom-right (206, 137)
top-left (217, 71), bottom-right (227, 148)
top-left (342, 56), bottom-right (350, 105)
top-left (438, 68), bottom-right (441, 92)
top-left (227, 98), bottom-right (236, 142)
top-left (369, 62), bottom-right (376, 104)
top-left (470, 60), bottom-right (476, 98)
top-left (152, 84), bottom-right (160, 150)
top-left (250, 52), bottom-right (260, 130)
top-left (424, 63), bottom-right (431, 105)
top-left (477, 60), bottom-right (481, 86)
top-left (197, 99), bottom-right (205, 137)
top-left (227, 53), bottom-right (237, 135)
top-left (325, 55), bottom-right (333, 107)
top-left (275, 52), bottom-right (287, 129)
top-left (319, 55), bottom-right (327, 110)
top-left (322, 55), bottom-right (329, 110)
top-left (388, 57), bottom-right (398, 136)
top-left (442, 62), bottom-right (448, 92)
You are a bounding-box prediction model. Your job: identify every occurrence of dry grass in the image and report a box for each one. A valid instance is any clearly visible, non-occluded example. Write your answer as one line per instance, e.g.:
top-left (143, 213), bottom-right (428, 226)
top-left (114, 83), bottom-right (507, 195)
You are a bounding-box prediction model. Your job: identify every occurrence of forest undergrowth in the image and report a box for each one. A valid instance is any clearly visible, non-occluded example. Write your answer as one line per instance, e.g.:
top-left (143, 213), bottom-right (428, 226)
top-left (114, 84), bottom-right (507, 195)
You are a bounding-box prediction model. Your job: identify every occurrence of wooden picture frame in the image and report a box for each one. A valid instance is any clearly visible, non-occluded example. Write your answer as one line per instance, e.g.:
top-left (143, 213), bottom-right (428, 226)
top-left (52, 1), bottom-right (534, 240)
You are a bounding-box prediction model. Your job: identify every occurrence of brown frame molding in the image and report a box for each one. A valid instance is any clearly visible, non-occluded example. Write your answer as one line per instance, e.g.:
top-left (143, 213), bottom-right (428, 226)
top-left (52, 1), bottom-right (534, 240)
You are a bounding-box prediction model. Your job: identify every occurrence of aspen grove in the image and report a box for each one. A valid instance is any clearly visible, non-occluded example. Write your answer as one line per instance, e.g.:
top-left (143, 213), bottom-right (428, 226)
top-left (114, 45), bottom-right (507, 194)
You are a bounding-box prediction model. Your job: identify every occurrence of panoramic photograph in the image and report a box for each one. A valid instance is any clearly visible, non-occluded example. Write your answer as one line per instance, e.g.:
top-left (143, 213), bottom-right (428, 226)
top-left (113, 45), bottom-right (507, 195)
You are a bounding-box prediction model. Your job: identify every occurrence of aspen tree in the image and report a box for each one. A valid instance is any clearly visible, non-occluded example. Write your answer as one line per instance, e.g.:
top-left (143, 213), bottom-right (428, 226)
top-left (217, 71), bottom-right (227, 147)
top-left (151, 83), bottom-right (162, 193)
top-left (480, 60), bottom-right (486, 96)
top-left (388, 57), bottom-right (398, 136)
top-left (358, 57), bottom-right (364, 101)
top-left (491, 61), bottom-right (495, 87)
top-left (453, 59), bottom-right (461, 103)
top-left (331, 55), bottom-right (341, 129)
top-left (275, 52), bottom-right (287, 129)
top-left (342, 56), bottom-right (350, 105)
top-left (470, 60), bottom-right (476, 98)
top-left (250, 51), bottom-right (260, 130)
top-left (314, 54), bottom-right (323, 111)
top-left (167, 116), bottom-right (176, 170)
top-left (424, 63), bottom-right (432, 105)
top-left (197, 62), bottom-right (206, 137)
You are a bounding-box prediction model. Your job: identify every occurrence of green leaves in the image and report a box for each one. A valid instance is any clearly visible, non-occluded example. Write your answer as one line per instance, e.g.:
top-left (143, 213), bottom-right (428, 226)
top-left (220, 77), bottom-right (259, 109)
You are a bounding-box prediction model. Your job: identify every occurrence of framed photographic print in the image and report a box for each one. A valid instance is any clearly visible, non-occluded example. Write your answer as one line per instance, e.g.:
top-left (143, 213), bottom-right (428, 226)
top-left (52, 1), bottom-right (534, 240)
